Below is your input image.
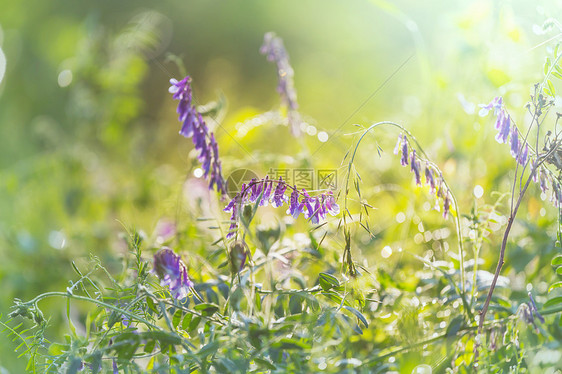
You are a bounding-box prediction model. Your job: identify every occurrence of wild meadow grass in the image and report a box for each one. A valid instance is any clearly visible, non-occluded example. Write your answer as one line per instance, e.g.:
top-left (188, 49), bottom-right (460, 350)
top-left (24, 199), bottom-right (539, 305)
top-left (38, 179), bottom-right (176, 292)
top-left (2, 18), bottom-right (562, 374)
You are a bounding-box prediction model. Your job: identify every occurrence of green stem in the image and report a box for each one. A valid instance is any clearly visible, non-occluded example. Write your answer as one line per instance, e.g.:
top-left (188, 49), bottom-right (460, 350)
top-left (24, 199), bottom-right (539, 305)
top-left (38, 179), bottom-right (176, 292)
top-left (26, 292), bottom-right (161, 330)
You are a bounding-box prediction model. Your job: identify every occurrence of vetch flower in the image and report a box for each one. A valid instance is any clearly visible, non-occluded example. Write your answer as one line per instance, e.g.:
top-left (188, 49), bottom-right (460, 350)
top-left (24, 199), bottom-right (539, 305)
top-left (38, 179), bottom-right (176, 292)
top-left (443, 193), bottom-right (451, 219)
top-left (153, 247), bottom-right (193, 299)
top-left (287, 186), bottom-right (302, 218)
top-left (509, 125), bottom-right (520, 158)
top-left (223, 177), bottom-right (340, 239)
top-left (479, 96), bottom-right (503, 117)
top-left (271, 177), bottom-right (287, 208)
top-left (260, 32), bottom-right (301, 136)
top-left (324, 191), bottom-right (340, 215)
top-left (169, 76), bottom-right (226, 195)
top-left (401, 139), bottom-right (409, 166)
top-left (495, 110), bottom-right (510, 144)
top-left (410, 150), bottom-right (422, 186)
top-left (528, 292), bottom-right (545, 324)
top-left (425, 165), bottom-right (436, 194)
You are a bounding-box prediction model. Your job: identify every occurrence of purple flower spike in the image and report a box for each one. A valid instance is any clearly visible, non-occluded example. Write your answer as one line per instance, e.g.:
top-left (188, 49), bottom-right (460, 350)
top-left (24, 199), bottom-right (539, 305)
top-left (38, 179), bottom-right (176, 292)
top-left (153, 248), bottom-right (193, 299)
top-left (401, 139), bottom-right (409, 166)
top-left (271, 177), bottom-right (287, 208)
top-left (495, 111), bottom-right (510, 144)
top-left (260, 32), bottom-right (301, 136)
top-left (410, 150), bottom-right (422, 186)
top-left (169, 76), bottom-right (226, 195)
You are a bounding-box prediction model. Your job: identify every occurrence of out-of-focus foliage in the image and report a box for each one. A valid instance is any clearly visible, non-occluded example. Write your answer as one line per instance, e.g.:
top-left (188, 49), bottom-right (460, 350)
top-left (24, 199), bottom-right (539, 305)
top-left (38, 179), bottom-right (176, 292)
top-left (1, 0), bottom-right (562, 373)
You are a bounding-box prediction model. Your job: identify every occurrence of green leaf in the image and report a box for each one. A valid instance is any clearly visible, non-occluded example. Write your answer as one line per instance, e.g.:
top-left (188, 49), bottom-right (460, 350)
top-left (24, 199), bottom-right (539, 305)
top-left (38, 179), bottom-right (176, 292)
top-left (172, 309), bottom-right (183, 329)
top-left (189, 316), bottom-right (201, 332)
top-left (48, 343), bottom-right (67, 355)
top-left (557, 266), bottom-right (562, 275)
top-left (254, 358), bottom-right (276, 370)
top-left (544, 296), bottom-right (562, 308)
top-left (146, 297), bottom-right (159, 315)
top-left (552, 255), bottom-right (562, 266)
top-left (198, 341), bottom-right (219, 357)
top-left (549, 281), bottom-right (562, 293)
top-left (193, 303), bottom-right (219, 316)
top-left (144, 339), bottom-right (156, 354)
top-left (271, 338), bottom-right (311, 350)
top-left (446, 315), bottom-right (463, 337)
top-left (343, 306), bottom-right (368, 328)
top-left (546, 79), bottom-right (556, 96)
top-left (289, 295), bottom-right (302, 315)
top-left (319, 272), bottom-right (340, 291)
top-left (182, 313), bottom-right (193, 330)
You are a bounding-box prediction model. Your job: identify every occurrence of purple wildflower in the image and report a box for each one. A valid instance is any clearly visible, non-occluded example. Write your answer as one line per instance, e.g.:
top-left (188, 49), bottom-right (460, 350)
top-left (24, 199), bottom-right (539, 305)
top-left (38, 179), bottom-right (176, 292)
top-left (169, 76), bottom-right (226, 195)
top-left (223, 177), bottom-right (340, 238)
top-left (271, 177), bottom-right (287, 208)
top-left (260, 176), bottom-right (273, 206)
top-left (425, 165), bottom-right (436, 194)
top-left (153, 248), bottom-right (193, 299)
top-left (528, 292), bottom-right (545, 324)
top-left (299, 190), bottom-right (315, 220)
top-left (479, 96), bottom-right (503, 117)
top-left (509, 125), bottom-right (520, 158)
top-left (495, 111), bottom-right (510, 144)
top-left (401, 139), bottom-right (409, 166)
top-left (410, 150), bottom-right (422, 186)
top-left (248, 178), bottom-right (264, 203)
top-left (260, 32), bottom-right (301, 136)
top-left (443, 193), bottom-right (451, 219)
top-left (324, 191), bottom-right (340, 215)
top-left (287, 186), bottom-right (302, 218)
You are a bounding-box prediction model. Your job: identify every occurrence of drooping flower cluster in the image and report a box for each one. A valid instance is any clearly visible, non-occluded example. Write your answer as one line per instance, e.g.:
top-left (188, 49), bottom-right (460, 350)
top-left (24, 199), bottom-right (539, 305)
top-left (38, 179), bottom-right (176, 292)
top-left (260, 32), bottom-right (301, 136)
top-left (480, 96), bottom-right (562, 206)
top-left (394, 134), bottom-right (452, 218)
top-left (224, 177), bottom-right (340, 239)
top-left (169, 76), bottom-right (226, 194)
top-left (519, 292), bottom-right (545, 330)
top-left (152, 247), bottom-right (193, 299)
top-left (479, 96), bottom-right (529, 166)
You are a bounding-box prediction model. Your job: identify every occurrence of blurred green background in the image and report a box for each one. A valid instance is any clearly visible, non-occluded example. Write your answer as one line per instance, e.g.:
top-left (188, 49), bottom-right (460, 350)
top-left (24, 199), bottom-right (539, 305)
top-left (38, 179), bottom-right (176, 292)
top-left (1, 0), bottom-right (561, 371)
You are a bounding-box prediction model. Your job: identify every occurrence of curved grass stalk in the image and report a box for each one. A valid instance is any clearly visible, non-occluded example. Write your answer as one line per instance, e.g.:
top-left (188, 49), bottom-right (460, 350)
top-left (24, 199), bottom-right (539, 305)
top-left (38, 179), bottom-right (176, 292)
top-left (343, 121), bottom-right (473, 321)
